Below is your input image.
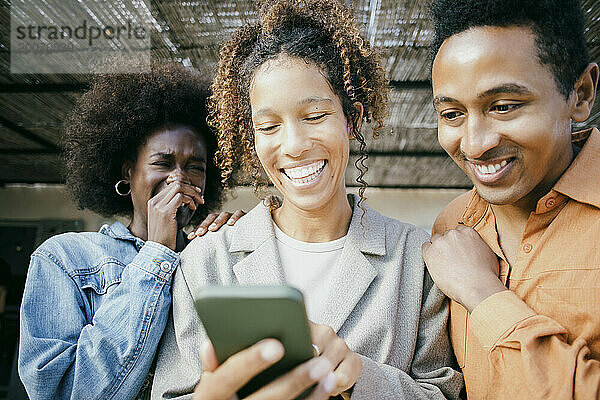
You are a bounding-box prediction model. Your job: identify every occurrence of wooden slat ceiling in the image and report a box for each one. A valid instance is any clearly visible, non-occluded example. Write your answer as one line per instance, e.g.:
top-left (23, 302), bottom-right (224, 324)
top-left (0, 0), bottom-right (598, 187)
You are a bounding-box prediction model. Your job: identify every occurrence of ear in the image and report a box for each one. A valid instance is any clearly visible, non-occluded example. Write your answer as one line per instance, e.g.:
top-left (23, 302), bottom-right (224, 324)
top-left (348, 101), bottom-right (364, 139)
top-left (121, 161), bottom-right (133, 181)
top-left (571, 63), bottom-right (598, 122)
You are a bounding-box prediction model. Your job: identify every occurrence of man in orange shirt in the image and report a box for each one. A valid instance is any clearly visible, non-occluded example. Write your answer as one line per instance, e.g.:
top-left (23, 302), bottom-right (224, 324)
top-left (422, 0), bottom-right (600, 398)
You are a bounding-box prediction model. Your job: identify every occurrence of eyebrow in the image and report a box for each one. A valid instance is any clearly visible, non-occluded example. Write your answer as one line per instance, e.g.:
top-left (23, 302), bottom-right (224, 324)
top-left (299, 96), bottom-right (334, 106)
top-left (150, 152), bottom-right (206, 163)
top-left (477, 83), bottom-right (533, 98)
top-left (433, 83), bottom-right (533, 108)
top-left (432, 96), bottom-right (457, 109)
top-left (252, 97), bottom-right (334, 119)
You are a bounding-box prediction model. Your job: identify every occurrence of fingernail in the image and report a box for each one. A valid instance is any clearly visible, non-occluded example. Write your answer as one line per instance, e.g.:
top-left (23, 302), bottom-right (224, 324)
top-left (322, 372), bottom-right (337, 393)
top-left (201, 341), bottom-right (211, 356)
top-left (227, 219), bottom-right (235, 225)
top-left (309, 357), bottom-right (332, 380)
top-left (187, 232), bottom-right (195, 239)
top-left (335, 372), bottom-right (348, 388)
top-left (195, 186), bottom-right (202, 192)
top-left (209, 223), bottom-right (217, 230)
top-left (260, 340), bottom-right (284, 362)
top-left (199, 196), bottom-right (205, 204)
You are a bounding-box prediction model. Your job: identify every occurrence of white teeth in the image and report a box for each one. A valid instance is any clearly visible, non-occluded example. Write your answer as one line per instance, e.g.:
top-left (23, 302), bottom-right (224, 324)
top-left (282, 160), bottom-right (326, 184)
top-left (283, 160), bottom-right (325, 179)
top-left (475, 160), bottom-right (509, 175)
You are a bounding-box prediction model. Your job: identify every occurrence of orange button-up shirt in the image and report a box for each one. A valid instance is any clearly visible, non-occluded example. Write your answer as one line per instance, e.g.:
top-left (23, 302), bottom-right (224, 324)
top-left (433, 128), bottom-right (600, 400)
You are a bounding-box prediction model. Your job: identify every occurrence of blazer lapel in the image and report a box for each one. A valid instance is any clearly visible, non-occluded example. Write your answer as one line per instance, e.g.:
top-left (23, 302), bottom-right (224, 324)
top-left (232, 240), bottom-right (285, 285)
top-left (318, 195), bottom-right (385, 333)
top-left (226, 194), bottom-right (385, 333)
top-left (229, 198), bottom-right (286, 286)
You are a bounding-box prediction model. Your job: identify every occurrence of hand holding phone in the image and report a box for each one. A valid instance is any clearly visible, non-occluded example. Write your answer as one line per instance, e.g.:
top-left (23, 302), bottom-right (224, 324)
top-left (309, 322), bottom-right (362, 397)
top-left (194, 286), bottom-right (361, 398)
top-left (193, 339), bottom-right (337, 400)
top-left (195, 286), bottom-right (319, 397)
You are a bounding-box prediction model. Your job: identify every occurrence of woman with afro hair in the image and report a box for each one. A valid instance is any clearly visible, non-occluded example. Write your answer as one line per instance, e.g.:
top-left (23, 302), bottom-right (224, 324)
top-left (18, 62), bottom-right (243, 400)
top-left (151, 1), bottom-right (463, 399)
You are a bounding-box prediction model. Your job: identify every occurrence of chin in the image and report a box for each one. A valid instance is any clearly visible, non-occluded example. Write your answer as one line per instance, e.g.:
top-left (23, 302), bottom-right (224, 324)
top-left (475, 185), bottom-right (526, 206)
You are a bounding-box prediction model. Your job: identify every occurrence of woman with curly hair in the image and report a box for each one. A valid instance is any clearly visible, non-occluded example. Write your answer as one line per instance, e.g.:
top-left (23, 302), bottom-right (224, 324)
top-left (18, 63), bottom-right (243, 400)
top-left (152, 1), bottom-right (463, 399)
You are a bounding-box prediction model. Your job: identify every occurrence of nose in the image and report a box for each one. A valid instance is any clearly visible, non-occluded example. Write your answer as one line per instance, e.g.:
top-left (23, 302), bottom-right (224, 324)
top-left (166, 167), bottom-right (190, 185)
top-left (460, 115), bottom-right (501, 160)
top-left (280, 122), bottom-right (311, 158)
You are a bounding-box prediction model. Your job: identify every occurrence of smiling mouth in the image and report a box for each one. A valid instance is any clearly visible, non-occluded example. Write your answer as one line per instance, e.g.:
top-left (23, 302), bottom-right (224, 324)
top-left (470, 158), bottom-right (514, 183)
top-left (281, 160), bottom-right (327, 185)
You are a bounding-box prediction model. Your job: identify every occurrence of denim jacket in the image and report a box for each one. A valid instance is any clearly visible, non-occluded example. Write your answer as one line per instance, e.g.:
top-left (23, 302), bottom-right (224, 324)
top-left (19, 222), bottom-right (180, 400)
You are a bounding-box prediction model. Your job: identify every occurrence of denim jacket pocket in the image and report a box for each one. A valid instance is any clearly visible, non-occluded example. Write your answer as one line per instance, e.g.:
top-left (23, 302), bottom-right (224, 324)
top-left (76, 258), bottom-right (125, 295)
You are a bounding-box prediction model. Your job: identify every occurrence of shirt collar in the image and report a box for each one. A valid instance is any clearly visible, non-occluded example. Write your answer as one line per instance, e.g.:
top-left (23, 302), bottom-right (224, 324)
top-left (229, 193), bottom-right (386, 256)
top-left (460, 127), bottom-right (600, 224)
top-left (553, 128), bottom-right (600, 209)
top-left (99, 221), bottom-right (146, 248)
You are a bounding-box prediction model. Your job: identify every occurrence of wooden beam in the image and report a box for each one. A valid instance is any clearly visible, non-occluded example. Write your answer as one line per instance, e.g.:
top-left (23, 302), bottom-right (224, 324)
top-left (0, 116), bottom-right (59, 150)
top-left (350, 150), bottom-right (447, 157)
top-left (0, 83), bottom-right (89, 93)
top-left (389, 80), bottom-right (431, 90)
top-left (0, 80), bottom-right (434, 93)
top-left (0, 149), bottom-right (60, 155)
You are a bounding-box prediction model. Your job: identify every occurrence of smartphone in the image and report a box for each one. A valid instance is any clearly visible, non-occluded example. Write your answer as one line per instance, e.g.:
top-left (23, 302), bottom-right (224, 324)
top-left (195, 285), bottom-right (314, 398)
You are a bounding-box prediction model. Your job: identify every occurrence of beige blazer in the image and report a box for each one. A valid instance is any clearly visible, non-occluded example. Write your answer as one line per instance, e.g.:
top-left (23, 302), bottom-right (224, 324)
top-left (151, 195), bottom-right (463, 399)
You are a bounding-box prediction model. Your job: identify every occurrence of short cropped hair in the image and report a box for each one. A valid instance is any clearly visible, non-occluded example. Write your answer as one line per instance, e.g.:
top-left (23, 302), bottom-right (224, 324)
top-left (430, 0), bottom-right (590, 99)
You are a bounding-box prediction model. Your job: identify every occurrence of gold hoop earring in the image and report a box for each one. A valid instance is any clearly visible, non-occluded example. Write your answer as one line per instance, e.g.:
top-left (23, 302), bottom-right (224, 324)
top-left (115, 180), bottom-right (131, 196)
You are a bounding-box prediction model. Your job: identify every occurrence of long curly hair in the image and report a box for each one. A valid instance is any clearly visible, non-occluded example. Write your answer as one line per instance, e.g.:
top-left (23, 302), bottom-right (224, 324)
top-left (208, 0), bottom-right (389, 209)
top-left (63, 62), bottom-right (224, 224)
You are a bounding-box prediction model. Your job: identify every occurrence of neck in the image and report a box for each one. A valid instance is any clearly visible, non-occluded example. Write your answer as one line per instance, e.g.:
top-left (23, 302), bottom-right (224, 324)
top-left (492, 143), bottom-right (576, 232)
top-left (272, 188), bottom-right (352, 242)
top-left (128, 215), bottom-right (147, 241)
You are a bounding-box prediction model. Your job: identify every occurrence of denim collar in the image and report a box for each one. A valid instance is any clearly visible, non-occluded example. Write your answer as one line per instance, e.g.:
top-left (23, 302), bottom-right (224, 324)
top-left (99, 221), bottom-right (145, 250)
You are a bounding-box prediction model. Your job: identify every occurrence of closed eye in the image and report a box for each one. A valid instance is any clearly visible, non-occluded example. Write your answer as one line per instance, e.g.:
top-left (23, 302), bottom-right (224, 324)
top-left (490, 103), bottom-right (522, 113)
top-left (255, 124), bottom-right (279, 133)
top-left (151, 161), bottom-right (171, 167)
top-left (188, 165), bottom-right (206, 172)
top-left (305, 113), bottom-right (327, 121)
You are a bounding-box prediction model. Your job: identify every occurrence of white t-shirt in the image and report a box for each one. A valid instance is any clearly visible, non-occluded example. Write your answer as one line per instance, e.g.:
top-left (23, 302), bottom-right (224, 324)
top-left (273, 222), bottom-right (346, 320)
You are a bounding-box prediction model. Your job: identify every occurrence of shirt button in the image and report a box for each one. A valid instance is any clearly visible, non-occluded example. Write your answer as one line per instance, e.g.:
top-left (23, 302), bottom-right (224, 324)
top-left (160, 261), bottom-right (172, 272)
top-left (545, 198), bottom-right (556, 208)
top-left (523, 243), bottom-right (533, 253)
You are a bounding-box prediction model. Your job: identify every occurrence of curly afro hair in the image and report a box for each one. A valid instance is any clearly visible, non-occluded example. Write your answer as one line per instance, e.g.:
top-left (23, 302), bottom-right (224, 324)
top-left (63, 62), bottom-right (224, 224)
top-left (208, 0), bottom-right (389, 209)
top-left (429, 0), bottom-right (590, 100)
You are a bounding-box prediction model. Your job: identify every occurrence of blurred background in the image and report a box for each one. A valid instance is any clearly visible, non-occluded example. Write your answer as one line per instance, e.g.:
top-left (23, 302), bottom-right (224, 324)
top-left (0, 0), bottom-right (598, 397)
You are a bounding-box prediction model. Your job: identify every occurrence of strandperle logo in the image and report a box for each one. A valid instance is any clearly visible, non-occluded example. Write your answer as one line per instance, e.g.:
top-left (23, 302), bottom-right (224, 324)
top-left (14, 20), bottom-right (147, 48)
top-left (10, 0), bottom-right (151, 74)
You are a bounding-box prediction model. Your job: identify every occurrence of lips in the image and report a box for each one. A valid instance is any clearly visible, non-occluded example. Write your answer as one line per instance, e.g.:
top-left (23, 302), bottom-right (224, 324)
top-left (470, 158), bottom-right (514, 184)
top-left (281, 160), bottom-right (327, 185)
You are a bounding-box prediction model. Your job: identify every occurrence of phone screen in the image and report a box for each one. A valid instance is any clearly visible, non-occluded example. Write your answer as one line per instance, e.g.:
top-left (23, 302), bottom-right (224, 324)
top-left (195, 285), bottom-right (314, 398)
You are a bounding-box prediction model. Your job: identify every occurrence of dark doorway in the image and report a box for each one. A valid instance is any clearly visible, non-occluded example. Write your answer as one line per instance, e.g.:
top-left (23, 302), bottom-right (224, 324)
top-left (0, 220), bottom-right (82, 399)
